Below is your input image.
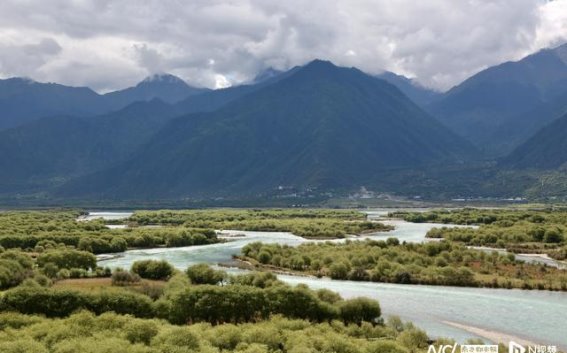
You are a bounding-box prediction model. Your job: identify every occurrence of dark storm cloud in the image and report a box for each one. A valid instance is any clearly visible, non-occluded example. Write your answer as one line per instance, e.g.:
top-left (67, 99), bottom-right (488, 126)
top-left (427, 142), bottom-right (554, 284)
top-left (0, 0), bottom-right (565, 92)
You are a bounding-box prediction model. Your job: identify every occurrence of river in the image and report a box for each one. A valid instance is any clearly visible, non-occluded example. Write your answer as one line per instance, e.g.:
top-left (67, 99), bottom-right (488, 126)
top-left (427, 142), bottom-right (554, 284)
top-left (95, 210), bottom-right (567, 348)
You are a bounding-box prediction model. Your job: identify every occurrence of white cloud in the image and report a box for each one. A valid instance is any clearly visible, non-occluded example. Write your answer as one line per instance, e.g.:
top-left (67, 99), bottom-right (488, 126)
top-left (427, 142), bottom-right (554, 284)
top-left (0, 0), bottom-right (565, 92)
top-left (214, 74), bottom-right (231, 89)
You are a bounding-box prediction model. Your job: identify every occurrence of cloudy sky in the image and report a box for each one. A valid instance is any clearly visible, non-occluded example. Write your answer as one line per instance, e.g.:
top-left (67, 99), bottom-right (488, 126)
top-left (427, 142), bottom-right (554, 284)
top-left (0, 0), bottom-right (565, 92)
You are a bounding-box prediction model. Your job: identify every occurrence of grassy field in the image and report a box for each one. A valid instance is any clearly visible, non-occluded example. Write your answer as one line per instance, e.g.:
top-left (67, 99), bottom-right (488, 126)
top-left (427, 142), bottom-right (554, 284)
top-left (52, 278), bottom-right (167, 293)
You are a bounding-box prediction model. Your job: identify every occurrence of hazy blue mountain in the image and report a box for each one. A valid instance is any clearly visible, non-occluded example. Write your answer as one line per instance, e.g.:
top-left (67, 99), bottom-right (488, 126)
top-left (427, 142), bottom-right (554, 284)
top-left (502, 112), bottom-right (567, 170)
top-left (0, 73), bottom-right (206, 131)
top-left (174, 66), bottom-right (299, 114)
top-left (377, 71), bottom-right (441, 106)
top-left (62, 60), bottom-right (477, 199)
top-left (430, 43), bottom-right (567, 155)
top-left (0, 99), bottom-right (184, 193)
top-left (0, 78), bottom-right (105, 130)
top-left (488, 89), bottom-right (567, 154)
top-left (0, 70), bottom-right (301, 194)
top-left (253, 68), bottom-right (284, 83)
top-left (104, 73), bottom-right (208, 105)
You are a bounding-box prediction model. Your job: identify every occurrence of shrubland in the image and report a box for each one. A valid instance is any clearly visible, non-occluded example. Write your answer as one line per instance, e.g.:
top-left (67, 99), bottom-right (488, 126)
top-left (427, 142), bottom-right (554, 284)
top-left (0, 263), bottom-right (383, 326)
top-left (0, 260), bottom-right (438, 353)
top-left (0, 310), bottom-right (437, 353)
top-left (240, 239), bottom-right (567, 290)
top-left (391, 209), bottom-right (567, 260)
top-left (0, 210), bottom-right (220, 254)
top-left (127, 209), bottom-right (392, 238)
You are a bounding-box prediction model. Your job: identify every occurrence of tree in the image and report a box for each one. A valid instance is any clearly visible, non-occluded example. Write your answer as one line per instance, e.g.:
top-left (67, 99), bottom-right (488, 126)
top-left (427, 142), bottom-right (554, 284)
top-left (41, 263), bottom-right (59, 279)
top-left (316, 288), bottom-right (342, 304)
top-left (257, 251), bottom-right (272, 264)
top-left (186, 264), bottom-right (226, 285)
top-left (131, 260), bottom-right (174, 280)
top-left (0, 259), bottom-right (28, 289)
top-left (544, 229), bottom-right (563, 243)
top-left (396, 328), bottom-right (429, 353)
top-left (339, 297), bottom-right (381, 325)
top-left (152, 326), bottom-right (200, 350)
top-left (0, 250), bottom-right (33, 269)
top-left (329, 262), bottom-right (350, 279)
top-left (265, 286), bottom-right (337, 322)
top-left (124, 320), bottom-right (159, 345)
top-left (37, 249), bottom-right (96, 271)
top-left (167, 285), bottom-right (268, 324)
top-left (0, 287), bottom-right (87, 317)
top-left (386, 237), bottom-right (400, 246)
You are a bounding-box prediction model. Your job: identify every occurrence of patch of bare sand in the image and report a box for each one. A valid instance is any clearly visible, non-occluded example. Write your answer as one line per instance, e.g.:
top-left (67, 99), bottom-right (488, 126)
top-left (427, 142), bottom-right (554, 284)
top-left (443, 320), bottom-right (538, 346)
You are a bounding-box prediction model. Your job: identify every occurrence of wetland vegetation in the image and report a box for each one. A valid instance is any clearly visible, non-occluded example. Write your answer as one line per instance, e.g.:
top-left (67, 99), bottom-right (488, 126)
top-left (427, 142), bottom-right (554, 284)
top-left (0, 207), bottom-right (565, 352)
top-left (391, 208), bottom-right (567, 260)
top-left (127, 209), bottom-right (392, 238)
top-left (239, 238), bottom-right (567, 290)
top-left (0, 260), bottom-right (440, 353)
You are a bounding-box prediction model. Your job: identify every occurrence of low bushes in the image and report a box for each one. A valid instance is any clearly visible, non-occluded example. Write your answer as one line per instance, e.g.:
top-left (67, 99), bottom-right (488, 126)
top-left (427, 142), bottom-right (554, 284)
top-left (37, 249), bottom-right (97, 271)
top-left (132, 260), bottom-right (174, 280)
top-left (0, 286), bottom-right (154, 318)
top-left (0, 311), bottom-right (424, 353)
top-left (0, 265), bottom-right (383, 327)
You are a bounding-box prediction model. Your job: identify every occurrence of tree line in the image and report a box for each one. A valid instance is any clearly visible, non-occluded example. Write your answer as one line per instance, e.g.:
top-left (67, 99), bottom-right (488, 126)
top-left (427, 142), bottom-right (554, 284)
top-left (0, 261), bottom-right (383, 327)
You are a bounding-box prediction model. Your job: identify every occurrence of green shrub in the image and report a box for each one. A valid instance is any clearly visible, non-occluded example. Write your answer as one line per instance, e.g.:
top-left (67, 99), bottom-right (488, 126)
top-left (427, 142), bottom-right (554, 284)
top-left (131, 260), bottom-right (174, 280)
top-left (37, 249), bottom-right (96, 271)
top-left (0, 259), bottom-right (28, 289)
top-left (0, 339), bottom-right (48, 353)
top-left (186, 264), bottom-right (226, 285)
top-left (339, 297), bottom-right (381, 325)
top-left (0, 287), bottom-right (88, 317)
top-left (124, 319), bottom-right (159, 345)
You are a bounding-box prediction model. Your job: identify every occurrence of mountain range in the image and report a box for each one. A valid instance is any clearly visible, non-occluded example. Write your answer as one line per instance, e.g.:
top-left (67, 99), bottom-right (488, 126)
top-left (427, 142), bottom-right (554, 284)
top-left (0, 44), bottom-right (566, 202)
top-left (0, 99), bottom-right (184, 193)
top-left (0, 73), bottom-right (206, 130)
top-left (60, 60), bottom-right (475, 199)
top-left (503, 112), bottom-right (567, 170)
top-left (429, 43), bottom-right (567, 156)
top-left (377, 71), bottom-right (441, 106)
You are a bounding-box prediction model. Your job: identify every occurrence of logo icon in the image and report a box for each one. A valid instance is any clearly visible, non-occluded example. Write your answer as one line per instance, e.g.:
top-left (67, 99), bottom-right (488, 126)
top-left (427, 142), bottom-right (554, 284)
top-left (428, 344), bottom-right (458, 353)
top-left (509, 342), bottom-right (526, 353)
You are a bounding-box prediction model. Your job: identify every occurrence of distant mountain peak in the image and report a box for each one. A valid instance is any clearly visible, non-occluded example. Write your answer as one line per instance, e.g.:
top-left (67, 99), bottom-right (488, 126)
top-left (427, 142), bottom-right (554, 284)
top-left (304, 59), bottom-right (336, 69)
top-left (2, 77), bottom-right (37, 85)
top-left (293, 59), bottom-right (344, 79)
top-left (103, 72), bottom-right (207, 105)
top-left (140, 73), bottom-right (188, 86)
top-left (253, 68), bottom-right (283, 83)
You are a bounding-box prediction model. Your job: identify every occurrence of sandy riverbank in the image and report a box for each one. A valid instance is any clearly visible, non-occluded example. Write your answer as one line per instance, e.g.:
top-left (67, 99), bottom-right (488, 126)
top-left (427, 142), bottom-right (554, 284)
top-left (443, 321), bottom-right (540, 347)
